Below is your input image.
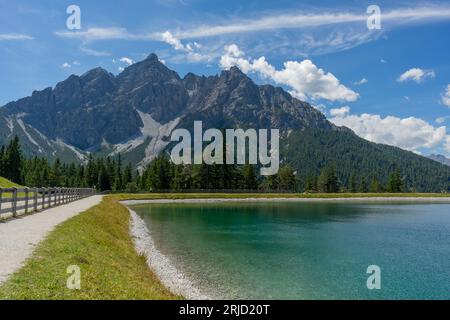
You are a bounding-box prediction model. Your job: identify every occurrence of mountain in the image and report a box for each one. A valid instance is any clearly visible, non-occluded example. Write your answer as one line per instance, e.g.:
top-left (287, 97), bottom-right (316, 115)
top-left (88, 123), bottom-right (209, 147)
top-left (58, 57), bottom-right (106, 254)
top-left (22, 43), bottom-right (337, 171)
top-left (1, 53), bottom-right (449, 191)
top-left (0, 54), bottom-right (332, 165)
top-left (428, 154), bottom-right (450, 166)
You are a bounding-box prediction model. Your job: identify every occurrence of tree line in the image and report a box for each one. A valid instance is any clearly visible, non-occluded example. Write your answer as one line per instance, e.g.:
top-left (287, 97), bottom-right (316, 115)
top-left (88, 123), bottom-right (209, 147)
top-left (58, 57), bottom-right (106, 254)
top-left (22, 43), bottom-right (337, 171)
top-left (1, 136), bottom-right (405, 193)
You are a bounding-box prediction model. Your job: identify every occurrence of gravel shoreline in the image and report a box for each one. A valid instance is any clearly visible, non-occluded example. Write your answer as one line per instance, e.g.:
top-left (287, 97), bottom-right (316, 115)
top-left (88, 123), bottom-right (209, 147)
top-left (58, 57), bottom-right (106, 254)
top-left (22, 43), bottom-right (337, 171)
top-left (128, 208), bottom-right (209, 300)
top-left (122, 197), bottom-right (450, 206)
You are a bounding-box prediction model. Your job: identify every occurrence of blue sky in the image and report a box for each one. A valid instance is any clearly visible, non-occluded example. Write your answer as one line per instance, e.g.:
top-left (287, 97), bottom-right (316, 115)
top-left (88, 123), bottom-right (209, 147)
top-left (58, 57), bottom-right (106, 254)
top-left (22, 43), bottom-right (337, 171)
top-left (1, 0), bottom-right (450, 156)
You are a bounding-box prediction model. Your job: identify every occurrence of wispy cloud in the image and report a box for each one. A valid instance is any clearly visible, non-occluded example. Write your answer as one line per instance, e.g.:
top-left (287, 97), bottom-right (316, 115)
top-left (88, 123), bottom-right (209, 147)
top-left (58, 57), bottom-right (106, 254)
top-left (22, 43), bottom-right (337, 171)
top-left (173, 6), bottom-right (450, 39)
top-left (80, 45), bottom-right (111, 57)
top-left (55, 5), bottom-right (450, 42)
top-left (0, 33), bottom-right (33, 40)
top-left (55, 27), bottom-right (158, 42)
top-left (53, 5), bottom-right (450, 62)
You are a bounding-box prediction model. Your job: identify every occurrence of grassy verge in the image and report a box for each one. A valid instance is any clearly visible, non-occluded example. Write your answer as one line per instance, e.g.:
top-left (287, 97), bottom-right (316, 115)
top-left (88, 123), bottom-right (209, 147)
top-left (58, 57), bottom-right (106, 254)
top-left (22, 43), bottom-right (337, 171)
top-left (0, 196), bottom-right (180, 300)
top-left (0, 177), bottom-right (22, 188)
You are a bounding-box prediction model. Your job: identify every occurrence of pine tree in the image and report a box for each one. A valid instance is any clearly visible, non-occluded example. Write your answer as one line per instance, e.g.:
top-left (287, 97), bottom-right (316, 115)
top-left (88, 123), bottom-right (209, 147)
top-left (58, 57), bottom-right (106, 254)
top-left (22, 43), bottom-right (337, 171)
top-left (318, 165), bottom-right (338, 193)
top-left (242, 164), bottom-right (258, 190)
top-left (359, 176), bottom-right (368, 193)
top-left (123, 163), bottom-right (133, 185)
top-left (277, 165), bottom-right (297, 191)
top-left (370, 178), bottom-right (383, 193)
top-left (5, 136), bottom-right (23, 184)
top-left (305, 174), bottom-right (318, 192)
top-left (113, 153), bottom-right (123, 191)
top-left (387, 169), bottom-right (404, 192)
top-left (349, 173), bottom-right (358, 193)
top-left (49, 158), bottom-right (62, 186)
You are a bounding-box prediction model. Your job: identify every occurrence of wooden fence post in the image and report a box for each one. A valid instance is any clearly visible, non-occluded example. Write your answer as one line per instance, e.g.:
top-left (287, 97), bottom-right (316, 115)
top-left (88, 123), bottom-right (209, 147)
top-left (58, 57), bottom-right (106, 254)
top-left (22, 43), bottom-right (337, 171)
top-left (12, 187), bottom-right (18, 217)
top-left (0, 189), bottom-right (3, 215)
top-left (24, 187), bottom-right (29, 214)
top-left (42, 188), bottom-right (45, 209)
top-left (34, 188), bottom-right (38, 212)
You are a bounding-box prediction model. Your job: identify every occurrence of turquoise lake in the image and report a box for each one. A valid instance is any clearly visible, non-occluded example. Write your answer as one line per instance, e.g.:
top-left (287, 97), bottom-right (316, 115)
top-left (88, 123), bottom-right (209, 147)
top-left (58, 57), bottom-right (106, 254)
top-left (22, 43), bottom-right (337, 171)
top-left (131, 201), bottom-right (450, 299)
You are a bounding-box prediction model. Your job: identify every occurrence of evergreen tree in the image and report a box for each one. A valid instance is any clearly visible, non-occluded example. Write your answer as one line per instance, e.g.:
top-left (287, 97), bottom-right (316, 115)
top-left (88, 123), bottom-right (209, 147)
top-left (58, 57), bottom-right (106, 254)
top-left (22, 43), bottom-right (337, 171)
top-left (387, 169), bottom-right (404, 192)
top-left (318, 165), bottom-right (338, 193)
top-left (359, 176), bottom-right (368, 193)
top-left (370, 178), bottom-right (384, 193)
top-left (97, 164), bottom-right (111, 191)
top-left (241, 164), bottom-right (258, 190)
top-left (49, 158), bottom-right (62, 187)
top-left (305, 174), bottom-right (318, 192)
top-left (277, 165), bottom-right (297, 191)
top-left (5, 136), bottom-right (22, 184)
top-left (349, 173), bottom-right (358, 193)
top-left (113, 153), bottom-right (123, 191)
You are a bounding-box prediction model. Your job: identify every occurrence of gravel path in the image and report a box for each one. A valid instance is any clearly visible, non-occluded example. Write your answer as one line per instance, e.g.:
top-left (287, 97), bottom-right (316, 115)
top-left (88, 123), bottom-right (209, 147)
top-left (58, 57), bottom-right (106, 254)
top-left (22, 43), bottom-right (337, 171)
top-left (0, 195), bottom-right (103, 285)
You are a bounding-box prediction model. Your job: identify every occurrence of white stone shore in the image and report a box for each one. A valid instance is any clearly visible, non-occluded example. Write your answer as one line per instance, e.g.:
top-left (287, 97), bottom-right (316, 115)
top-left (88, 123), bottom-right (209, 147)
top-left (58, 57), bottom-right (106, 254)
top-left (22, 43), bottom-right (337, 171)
top-left (122, 197), bottom-right (450, 206)
top-left (128, 208), bottom-right (209, 300)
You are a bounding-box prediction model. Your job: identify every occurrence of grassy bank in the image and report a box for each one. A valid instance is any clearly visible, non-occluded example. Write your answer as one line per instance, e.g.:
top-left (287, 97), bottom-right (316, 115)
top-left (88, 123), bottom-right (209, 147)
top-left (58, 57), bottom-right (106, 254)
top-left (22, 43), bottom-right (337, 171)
top-left (0, 196), bottom-right (179, 300)
top-left (0, 177), bottom-right (22, 188)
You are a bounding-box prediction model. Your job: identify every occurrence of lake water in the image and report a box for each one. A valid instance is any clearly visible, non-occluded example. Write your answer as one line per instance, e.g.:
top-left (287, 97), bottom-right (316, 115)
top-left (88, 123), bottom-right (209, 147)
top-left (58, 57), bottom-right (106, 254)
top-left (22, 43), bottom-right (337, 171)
top-left (131, 201), bottom-right (450, 299)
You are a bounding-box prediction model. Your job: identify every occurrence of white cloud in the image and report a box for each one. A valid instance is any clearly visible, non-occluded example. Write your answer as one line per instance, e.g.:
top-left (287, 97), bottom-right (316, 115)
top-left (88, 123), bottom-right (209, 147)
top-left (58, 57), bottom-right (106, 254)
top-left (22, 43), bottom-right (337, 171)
top-left (313, 104), bottom-right (326, 112)
top-left (380, 59), bottom-right (387, 64)
top-left (446, 136), bottom-right (450, 153)
top-left (120, 57), bottom-right (134, 65)
top-left (330, 106), bottom-right (350, 117)
top-left (220, 44), bottom-right (358, 102)
top-left (61, 60), bottom-right (81, 69)
top-left (436, 117), bottom-right (448, 124)
top-left (160, 31), bottom-right (210, 63)
top-left (397, 68), bottom-right (435, 83)
top-left (330, 107), bottom-right (448, 153)
top-left (0, 33), bottom-right (33, 40)
top-left (441, 84), bottom-right (450, 107)
top-left (354, 78), bottom-right (368, 85)
top-left (161, 31), bottom-right (187, 51)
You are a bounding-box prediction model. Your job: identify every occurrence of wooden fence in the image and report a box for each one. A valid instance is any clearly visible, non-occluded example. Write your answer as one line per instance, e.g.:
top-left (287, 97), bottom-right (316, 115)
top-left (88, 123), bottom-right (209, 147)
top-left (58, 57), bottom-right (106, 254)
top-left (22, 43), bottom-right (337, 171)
top-left (0, 188), bottom-right (96, 220)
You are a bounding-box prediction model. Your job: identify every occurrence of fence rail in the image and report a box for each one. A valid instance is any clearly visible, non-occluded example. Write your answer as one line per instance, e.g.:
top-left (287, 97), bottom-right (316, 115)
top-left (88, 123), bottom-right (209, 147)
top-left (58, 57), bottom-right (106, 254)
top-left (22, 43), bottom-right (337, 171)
top-left (0, 187), bottom-right (96, 220)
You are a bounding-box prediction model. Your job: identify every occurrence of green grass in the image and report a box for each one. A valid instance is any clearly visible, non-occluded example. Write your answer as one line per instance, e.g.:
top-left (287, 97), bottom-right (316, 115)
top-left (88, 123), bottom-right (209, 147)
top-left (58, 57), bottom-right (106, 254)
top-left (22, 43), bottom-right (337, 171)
top-left (0, 177), bottom-right (22, 188)
top-left (0, 196), bottom-right (180, 300)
